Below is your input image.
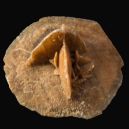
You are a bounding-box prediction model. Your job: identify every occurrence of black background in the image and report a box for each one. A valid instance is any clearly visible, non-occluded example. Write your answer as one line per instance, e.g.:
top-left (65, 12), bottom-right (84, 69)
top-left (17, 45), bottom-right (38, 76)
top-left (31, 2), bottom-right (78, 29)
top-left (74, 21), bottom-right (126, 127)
top-left (0, 1), bottom-right (128, 129)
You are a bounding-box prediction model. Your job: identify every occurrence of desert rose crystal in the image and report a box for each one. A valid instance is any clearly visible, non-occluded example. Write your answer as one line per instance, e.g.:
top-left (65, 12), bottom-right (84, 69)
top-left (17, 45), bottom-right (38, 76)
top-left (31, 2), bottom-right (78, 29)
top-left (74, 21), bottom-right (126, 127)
top-left (3, 17), bottom-right (123, 119)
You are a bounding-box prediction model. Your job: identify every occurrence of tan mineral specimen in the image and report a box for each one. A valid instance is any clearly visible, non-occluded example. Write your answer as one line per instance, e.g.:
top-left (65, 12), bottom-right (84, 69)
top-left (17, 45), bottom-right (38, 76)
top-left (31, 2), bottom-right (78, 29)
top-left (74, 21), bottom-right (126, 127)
top-left (3, 16), bottom-right (124, 119)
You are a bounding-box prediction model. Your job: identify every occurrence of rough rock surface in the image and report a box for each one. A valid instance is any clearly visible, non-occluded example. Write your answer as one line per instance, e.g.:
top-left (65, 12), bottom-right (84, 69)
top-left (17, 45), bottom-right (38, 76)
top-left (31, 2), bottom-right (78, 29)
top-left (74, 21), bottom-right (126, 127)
top-left (3, 16), bottom-right (123, 119)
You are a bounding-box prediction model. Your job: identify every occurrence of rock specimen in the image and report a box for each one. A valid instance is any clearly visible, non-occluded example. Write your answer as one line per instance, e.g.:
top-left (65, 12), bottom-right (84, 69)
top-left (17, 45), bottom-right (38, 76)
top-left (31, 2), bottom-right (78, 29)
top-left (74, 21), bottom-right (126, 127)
top-left (3, 16), bottom-right (124, 119)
